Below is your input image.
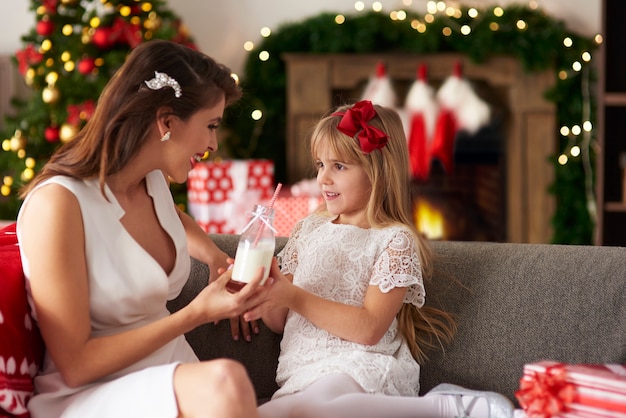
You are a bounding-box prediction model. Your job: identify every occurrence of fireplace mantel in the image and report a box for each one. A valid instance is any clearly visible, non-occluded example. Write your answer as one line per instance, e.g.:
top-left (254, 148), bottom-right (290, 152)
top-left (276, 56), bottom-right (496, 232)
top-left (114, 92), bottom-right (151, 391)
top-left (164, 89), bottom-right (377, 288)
top-left (283, 53), bottom-right (555, 243)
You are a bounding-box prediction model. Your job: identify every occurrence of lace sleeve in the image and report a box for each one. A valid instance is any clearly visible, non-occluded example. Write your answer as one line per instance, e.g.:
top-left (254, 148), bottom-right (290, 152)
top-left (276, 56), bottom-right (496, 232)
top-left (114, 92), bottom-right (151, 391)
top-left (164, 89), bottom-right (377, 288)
top-left (369, 229), bottom-right (426, 307)
top-left (277, 218), bottom-right (304, 275)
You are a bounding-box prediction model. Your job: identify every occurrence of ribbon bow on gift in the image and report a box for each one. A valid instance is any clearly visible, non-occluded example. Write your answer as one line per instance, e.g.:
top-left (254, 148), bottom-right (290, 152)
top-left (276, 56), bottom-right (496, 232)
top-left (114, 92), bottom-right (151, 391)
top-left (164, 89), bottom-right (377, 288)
top-left (332, 100), bottom-right (389, 154)
top-left (515, 363), bottom-right (577, 418)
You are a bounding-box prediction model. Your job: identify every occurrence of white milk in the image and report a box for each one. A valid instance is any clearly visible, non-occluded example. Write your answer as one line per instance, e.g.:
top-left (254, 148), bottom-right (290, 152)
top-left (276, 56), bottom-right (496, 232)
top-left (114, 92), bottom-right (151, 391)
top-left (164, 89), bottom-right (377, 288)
top-left (231, 240), bottom-right (274, 285)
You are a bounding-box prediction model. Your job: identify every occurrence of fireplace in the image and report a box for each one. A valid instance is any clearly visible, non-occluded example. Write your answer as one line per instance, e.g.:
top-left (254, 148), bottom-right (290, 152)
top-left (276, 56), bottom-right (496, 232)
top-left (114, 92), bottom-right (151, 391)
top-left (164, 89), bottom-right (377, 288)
top-left (283, 53), bottom-right (556, 243)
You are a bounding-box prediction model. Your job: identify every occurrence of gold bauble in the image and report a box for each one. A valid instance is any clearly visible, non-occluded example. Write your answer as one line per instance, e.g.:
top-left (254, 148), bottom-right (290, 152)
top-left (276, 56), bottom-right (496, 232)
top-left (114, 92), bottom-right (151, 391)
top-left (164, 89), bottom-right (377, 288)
top-left (42, 85), bottom-right (60, 104)
top-left (10, 131), bottom-right (27, 152)
top-left (59, 123), bottom-right (78, 142)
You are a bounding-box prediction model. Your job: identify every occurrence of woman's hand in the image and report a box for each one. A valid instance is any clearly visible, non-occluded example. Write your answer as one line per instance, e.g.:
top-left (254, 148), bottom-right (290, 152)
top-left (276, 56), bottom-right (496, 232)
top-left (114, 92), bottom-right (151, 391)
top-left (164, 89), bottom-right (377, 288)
top-left (187, 259), bottom-right (270, 327)
top-left (214, 260), bottom-right (261, 342)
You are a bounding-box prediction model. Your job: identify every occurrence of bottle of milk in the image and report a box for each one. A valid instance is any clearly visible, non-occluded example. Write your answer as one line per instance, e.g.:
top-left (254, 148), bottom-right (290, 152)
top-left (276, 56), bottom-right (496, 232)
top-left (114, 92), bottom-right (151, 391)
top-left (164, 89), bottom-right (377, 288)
top-left (226, 204), bottom-right (276, 292)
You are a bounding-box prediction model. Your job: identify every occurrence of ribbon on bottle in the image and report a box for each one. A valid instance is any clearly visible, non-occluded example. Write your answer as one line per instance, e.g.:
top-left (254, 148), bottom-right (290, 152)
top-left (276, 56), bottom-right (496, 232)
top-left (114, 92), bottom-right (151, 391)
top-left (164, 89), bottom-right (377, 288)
top-left (240, 205), bottom-right (277, 238)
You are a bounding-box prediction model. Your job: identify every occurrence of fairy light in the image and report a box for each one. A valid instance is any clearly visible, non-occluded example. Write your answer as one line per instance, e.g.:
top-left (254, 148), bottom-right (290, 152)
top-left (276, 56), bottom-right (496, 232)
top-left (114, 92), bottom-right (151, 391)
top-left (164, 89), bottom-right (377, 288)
top-left (560, 126), bottom-right (570, 136)
top-left (516, 20), bottom-right (527, 31)
top-left (426, 1), bottom-right (437, 14)
top-left (260, 27), bottom-right (271, 37)
top-left (461, 25), bottom-right (471, 35)
top-left (335, 14), bottom-right (346, 24)
top-left (572, 61), bottom-right (582, 72)
top-left (258, 50), bottom-right (269, 61)
top-left (354, 1), bottom-right (365, 12)
top-left (251, 109), bottom-right (263, 121)
top-left (571, 125), bottom-right (581, 136)
top-left (468, 8), bottom-right (478, 18)
top-left (570, 146), bottom-right (581, 157)
top-left (581, 51), bottom-right (591, 62)
top-left (243, 41), bottom-right (254, 51)
top-left (372, 2), bottom-right (383, 12)
top-left (558, 154), bottom-right (568, 165)
top-left (563, 37), bottom-right (573, 47)
top-left (583, 121), bottom-right (593, 132)
top-left (493, 7), bottom-right (504, 17)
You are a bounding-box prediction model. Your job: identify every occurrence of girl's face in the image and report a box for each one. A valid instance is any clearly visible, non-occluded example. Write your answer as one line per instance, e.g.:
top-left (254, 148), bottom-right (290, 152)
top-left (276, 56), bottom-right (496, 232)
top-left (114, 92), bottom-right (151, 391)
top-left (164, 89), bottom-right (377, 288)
top-left (165, 96), bottom-right (225, 183)
top-left (315, 143), bottom-right (372, 228)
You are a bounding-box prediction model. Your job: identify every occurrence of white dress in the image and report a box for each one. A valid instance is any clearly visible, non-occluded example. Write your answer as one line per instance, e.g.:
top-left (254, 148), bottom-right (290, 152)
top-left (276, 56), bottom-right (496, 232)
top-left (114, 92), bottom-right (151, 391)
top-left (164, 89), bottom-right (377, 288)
top-left (16, 170), bottom-right (198, 418)
top-left (273, 213), bottom-right (426, 399)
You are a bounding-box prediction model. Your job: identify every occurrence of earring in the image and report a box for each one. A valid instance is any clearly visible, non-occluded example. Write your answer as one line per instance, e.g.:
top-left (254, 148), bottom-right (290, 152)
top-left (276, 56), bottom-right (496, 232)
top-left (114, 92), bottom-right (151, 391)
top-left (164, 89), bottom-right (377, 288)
top-left (160, 131), bottom-right (171, 142)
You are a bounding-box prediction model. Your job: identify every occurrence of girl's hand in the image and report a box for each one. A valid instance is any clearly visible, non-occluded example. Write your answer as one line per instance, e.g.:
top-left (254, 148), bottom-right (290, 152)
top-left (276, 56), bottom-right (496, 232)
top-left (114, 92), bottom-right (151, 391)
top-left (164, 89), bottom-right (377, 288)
top-left (242, 258), bottom-right (291, 331)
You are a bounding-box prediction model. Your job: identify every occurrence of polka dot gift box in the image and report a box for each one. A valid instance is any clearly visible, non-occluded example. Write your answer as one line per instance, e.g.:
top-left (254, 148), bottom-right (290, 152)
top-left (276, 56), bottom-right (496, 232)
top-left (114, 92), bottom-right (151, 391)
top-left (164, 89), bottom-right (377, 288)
top-left (187, 160), bottom-right (275, 234)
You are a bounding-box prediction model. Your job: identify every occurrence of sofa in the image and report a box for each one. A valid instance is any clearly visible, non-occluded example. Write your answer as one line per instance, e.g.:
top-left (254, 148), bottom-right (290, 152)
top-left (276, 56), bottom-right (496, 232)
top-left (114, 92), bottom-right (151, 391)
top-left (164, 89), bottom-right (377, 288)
top-left (2, 225), bottom-right (625, 417)
top-left (167, 234), bottom-right (626, 407)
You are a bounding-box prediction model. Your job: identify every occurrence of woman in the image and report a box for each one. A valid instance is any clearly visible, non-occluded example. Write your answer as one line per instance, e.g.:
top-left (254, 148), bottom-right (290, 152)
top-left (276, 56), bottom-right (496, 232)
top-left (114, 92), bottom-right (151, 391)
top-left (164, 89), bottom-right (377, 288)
top-left (17, 40), bottom-right (267, 418)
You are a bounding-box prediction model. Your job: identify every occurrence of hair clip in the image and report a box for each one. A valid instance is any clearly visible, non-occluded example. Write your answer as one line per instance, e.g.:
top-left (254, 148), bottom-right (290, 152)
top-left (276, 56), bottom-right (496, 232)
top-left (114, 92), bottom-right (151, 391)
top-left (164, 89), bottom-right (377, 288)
top-left (144, 71), bottom-right (182, 98)
top-left (332, 100), bottom-right (388, 153)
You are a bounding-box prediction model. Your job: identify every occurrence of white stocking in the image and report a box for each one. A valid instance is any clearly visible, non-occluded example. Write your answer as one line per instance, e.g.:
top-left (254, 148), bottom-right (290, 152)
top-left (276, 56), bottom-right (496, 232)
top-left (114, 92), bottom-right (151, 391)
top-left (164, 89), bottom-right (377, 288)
top-left (257, 374), bottom-right (489, 418)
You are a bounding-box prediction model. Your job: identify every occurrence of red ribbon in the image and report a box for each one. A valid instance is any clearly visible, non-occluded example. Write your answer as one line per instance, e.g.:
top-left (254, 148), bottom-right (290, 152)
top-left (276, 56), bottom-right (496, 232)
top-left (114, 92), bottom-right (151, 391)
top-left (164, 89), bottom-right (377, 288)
top-left (332, 100), bottom-right (389, 154)
top-left (515, 364), bottom-right (578, 418)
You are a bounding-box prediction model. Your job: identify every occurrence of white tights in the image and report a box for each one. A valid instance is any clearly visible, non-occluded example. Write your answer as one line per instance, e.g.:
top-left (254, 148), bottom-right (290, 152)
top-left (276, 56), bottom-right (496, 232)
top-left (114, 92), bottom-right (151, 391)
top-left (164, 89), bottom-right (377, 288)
top-left (257, 374), bottom-right (488, 418)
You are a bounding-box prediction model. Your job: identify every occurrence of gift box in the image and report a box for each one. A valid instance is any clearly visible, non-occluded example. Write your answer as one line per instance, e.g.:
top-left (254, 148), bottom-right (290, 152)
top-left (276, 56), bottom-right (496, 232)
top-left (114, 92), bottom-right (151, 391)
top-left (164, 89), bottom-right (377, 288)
top-left (516, 360), bottom-right (626, 418)
top-left (266, 190), bottom-right (323, 237)
top-left (187, 160), bottom-right (274, 233)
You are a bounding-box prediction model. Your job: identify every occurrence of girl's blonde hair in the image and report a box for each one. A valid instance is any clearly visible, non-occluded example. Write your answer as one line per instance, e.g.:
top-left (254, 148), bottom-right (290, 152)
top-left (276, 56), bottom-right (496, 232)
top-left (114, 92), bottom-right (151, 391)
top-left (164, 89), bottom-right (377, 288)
top-left (309, 102), bottom-right (456, 363)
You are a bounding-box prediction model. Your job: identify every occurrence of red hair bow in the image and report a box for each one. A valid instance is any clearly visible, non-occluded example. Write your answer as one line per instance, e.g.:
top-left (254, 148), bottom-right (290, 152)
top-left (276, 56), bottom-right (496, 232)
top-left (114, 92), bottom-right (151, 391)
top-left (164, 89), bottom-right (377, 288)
top-left (332, 100), bottom-right (389, 153)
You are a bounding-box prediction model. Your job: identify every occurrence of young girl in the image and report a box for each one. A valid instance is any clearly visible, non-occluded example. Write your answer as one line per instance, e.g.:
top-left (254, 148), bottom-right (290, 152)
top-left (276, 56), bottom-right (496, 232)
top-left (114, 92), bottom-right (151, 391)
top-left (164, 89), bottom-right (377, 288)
top-left (17, 40), bottom-right (268, 418)
top-left (245, 100), bottom-right (513, 418)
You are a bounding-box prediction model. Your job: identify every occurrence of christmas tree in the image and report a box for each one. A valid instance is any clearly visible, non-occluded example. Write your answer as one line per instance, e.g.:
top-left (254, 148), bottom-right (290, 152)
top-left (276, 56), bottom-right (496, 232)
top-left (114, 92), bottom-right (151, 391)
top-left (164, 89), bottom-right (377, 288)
top-left (0, 0), bottom-right (196, 219)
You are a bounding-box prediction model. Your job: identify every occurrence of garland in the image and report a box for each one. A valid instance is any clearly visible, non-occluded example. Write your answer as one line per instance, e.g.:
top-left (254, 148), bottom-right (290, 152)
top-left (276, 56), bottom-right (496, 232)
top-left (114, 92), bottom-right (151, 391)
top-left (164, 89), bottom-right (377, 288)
top-left (221, 5), bottom-right (597, 244)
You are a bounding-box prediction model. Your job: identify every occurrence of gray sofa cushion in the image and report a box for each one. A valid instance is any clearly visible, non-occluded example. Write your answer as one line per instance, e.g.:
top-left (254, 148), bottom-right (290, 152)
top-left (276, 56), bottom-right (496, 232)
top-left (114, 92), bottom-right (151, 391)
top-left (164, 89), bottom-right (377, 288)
top-left (420, 241), bottom-right (626, 401)
top-left (168, 235), bottom-right (626, 404)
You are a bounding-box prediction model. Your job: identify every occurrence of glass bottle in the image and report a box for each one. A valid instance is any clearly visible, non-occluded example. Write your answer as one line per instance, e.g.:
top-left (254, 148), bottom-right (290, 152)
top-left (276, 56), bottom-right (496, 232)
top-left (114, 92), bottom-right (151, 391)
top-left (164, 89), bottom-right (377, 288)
top-left (226, 204), bottom-right (276, 293)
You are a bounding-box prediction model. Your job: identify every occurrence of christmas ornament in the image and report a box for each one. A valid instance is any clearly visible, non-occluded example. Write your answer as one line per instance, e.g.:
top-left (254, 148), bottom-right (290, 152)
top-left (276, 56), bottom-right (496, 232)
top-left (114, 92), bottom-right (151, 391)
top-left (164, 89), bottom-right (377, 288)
top-left (36, 18), bottom-right (54, 36)
top-left (405, 64), bottom-right (438, 180)
top-left (77, 57), bottom-right (96, 75)
top-left (10, 131), bottom-right (27, 152)
top-left (59, 123), bottom-right (78, 142)
top-left (45, 126), bottom-right (60, 143)
top-left (42, 85), bottom-right (60, 103)
top-left (91, 26), bottom-right (115, 48)
top-left (361, 61), bottom-right (397, 108)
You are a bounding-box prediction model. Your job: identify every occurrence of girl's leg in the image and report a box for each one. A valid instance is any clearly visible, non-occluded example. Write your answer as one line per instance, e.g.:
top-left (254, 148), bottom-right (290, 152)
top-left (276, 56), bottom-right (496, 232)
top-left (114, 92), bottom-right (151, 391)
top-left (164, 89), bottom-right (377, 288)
top-left (174, 359), bottom-right (259, 418)
top-left (259, 374), bottom-right (511, 418)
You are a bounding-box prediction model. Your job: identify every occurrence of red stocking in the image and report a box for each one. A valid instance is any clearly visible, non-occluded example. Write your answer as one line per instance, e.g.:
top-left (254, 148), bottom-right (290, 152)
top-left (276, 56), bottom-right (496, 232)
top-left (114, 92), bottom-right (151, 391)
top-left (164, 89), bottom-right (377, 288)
top-left (407, 113), bottom-right (431, 180)
top-left (430, 108), bottom-right (458, 174)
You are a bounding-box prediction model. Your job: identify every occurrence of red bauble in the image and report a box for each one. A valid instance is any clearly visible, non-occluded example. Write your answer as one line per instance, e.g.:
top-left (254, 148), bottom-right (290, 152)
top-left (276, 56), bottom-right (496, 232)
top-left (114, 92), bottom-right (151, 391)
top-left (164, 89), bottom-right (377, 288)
top-left (45, 126), bottom-right (60, 143)
top-left (92, 27), bottom-right (114, 49)
top-left (77, 57), bottom-right (96, 75)
top-left (36, 19), bottom-right (54, 37)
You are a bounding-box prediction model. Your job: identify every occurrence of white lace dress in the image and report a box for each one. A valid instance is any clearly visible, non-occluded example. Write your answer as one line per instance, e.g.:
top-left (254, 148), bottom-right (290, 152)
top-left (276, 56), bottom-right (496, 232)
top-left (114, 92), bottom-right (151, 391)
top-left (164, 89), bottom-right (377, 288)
top-left (273, 213), bottom-right (426, 399)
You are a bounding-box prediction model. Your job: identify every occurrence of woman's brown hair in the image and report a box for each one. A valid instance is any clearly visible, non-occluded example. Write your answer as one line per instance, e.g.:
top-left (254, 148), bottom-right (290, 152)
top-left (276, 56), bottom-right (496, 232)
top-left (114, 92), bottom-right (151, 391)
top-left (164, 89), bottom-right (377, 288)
top-left (21, 39), bottom-right (241, 198)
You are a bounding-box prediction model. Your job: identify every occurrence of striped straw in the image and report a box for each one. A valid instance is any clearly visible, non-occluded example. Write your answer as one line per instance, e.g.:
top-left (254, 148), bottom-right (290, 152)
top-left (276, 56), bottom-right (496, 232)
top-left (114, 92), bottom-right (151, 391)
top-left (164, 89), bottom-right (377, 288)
top-left (253, 183), bottom-right (282, 246)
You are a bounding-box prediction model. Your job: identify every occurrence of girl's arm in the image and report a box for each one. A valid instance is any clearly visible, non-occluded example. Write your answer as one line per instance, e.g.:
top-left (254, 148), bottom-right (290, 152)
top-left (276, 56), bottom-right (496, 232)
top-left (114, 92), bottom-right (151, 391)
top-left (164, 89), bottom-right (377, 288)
top-left (19, 185), bottom-right (268, 388)
top-left (248, 258), bottom-right (406, 345)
